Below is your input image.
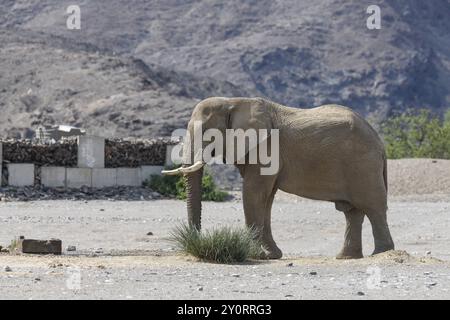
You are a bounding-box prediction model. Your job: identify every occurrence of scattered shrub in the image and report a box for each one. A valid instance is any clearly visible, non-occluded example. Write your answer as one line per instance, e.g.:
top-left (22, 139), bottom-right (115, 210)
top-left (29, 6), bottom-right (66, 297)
top-left (170, 223), bottom-right (264, 263)
top-left (144, 174), bottom-right (180, 197)
top-left (144, 167), bottom-right (229, 201)
top-left (381, 109), bottom-right (450, 159)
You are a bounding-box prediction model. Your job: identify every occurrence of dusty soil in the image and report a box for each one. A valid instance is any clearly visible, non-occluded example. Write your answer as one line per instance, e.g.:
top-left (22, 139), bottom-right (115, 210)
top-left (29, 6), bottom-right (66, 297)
top-left (388, 159), bottom-right (450, 197)
top-left (1, 194), bottom-right (449, 300)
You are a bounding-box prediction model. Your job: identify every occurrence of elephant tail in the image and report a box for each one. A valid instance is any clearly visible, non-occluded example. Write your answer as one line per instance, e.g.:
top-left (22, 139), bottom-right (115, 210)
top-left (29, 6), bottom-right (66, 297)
top-left (383, 154), bottom-right (388, 194)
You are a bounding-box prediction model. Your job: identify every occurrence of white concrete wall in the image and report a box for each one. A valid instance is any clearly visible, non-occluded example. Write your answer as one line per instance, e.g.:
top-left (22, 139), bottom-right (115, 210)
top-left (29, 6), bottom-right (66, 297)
top-left (8, 164), bottom-right (35, 187)
top-left (3, 140), bottom-right (173, 189)
top-left (117, 168), bottom-right (141, 187)
top-left (78, 135), bottom-right (105, 168)
top-left (92, 168), bottom-right (117, 188)
top-left (41, 167), bottom-right (66, 188)
top-left (66, 168), bottom-right (92, 188)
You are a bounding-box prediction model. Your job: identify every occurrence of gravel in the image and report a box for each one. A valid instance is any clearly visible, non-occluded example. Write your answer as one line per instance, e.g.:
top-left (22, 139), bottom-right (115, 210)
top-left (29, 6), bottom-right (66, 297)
top-left (387, 159), bottom-right (450, 196)
top-left (0, 159), bottom-right (449, 299)
top-left (0, 195), bottom-right (449, 300)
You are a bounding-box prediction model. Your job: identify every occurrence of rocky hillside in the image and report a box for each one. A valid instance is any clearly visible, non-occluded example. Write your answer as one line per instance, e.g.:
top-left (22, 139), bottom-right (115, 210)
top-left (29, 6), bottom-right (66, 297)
top-left (0, 29), bottom-right (244, 138)
top-left (0, 0), bottom-right (449, 138)
top-left (2, 0), bottom-right (450, 120)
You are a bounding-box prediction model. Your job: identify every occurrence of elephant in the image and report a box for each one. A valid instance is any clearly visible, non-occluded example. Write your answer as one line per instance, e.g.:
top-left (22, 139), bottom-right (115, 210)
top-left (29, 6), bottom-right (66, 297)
top-left (163, 97), bottom-right (395, 259)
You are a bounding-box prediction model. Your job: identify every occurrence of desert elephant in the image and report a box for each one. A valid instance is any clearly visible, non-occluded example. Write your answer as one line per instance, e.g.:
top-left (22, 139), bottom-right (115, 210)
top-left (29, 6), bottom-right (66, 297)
top-left (163, 97), bottom-right (395, 259)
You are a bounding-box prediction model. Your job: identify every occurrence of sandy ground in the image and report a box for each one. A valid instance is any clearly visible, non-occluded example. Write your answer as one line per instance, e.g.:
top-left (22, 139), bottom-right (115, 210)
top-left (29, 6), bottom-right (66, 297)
top-left (1, 192), bottom-right (450, 300)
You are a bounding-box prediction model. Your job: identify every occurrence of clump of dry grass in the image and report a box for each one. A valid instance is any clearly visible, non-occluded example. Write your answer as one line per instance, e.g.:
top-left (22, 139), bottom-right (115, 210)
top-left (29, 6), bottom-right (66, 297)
top-left (170, 223), bottom-right (263, 263)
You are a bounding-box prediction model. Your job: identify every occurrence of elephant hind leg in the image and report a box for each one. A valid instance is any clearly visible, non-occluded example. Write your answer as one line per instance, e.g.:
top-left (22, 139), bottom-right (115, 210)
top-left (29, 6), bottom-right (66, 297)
top-left (335, 202), bottom-right (364, 259)
top-left (365, 207), bottom-right (395, 255)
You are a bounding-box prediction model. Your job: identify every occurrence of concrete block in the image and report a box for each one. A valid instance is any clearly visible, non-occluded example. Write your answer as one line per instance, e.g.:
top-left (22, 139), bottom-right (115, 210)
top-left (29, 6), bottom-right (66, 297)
top-left (66, 168), bottom-right (92, 188)
top-left (41, 167), bottom-right (66, 188)
top-left (15, 236), bottom-right (62, 255)
top-left (7, 163), bottom-right (35, 187)
top-left (140, 166), bottom-right (164, 184)
top-left (92, 168), bottom-right (117, 188)
top-left (117, 168), bottom-right (141, 186)
top-left (165, 144), bottom-right (183, 167)
top-left (77, 135), bottom-right (105, 168)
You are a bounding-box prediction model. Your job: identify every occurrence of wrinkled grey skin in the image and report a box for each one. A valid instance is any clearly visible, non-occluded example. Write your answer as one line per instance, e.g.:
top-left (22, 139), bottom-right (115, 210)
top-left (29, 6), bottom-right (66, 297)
top-left (182, 97), bottom-right (394, 259)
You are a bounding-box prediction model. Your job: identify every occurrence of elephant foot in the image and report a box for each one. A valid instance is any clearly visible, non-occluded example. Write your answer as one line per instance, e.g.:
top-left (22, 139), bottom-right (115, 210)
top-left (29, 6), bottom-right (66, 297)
top-left (371, 245), bottom-right (395, 256)
top-left (260, 246), bottom-right (283, 260)
top-left (336, 248), bottom-right (363, 260)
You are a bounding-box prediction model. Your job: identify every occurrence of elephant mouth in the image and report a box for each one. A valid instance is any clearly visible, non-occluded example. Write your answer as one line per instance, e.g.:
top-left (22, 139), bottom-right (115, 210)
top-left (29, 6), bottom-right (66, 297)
top-left (161, 161), bottom-right (204, 176)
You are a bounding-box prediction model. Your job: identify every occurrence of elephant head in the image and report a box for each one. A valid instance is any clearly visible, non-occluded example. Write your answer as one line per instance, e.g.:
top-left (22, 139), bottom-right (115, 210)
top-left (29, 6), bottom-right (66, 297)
top-left (162, 97), bottom-right (274, 230)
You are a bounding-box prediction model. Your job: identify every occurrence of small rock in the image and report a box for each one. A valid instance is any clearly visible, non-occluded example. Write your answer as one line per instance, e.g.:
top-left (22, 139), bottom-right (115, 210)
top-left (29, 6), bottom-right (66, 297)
top-left (285, 294), bottom-right (294, 298)
top-left (4, 266), bottom-right (12, 272)
top-left (426, 251), bottom-right (432, 256)
top-left (67, 246), bottom-right (76, 252)
top-left (426, 282), bottom-right (437, 287)
top-left (146, 232), bottom-right (154, 236)
top-left (197, 287), bottom-right (204, 291)
top-left (286, 262), bottom-right (294, 267)
top-left (309, 271), bottom-right (317, 276)
top-left (357, 291), bottom-right (365, 296)
top-left (34, 278), bottom-right (41, 281)
top-left (231, 274), bottom-right (240, 278)
top-left (100, 209), bottom-right (105, 212)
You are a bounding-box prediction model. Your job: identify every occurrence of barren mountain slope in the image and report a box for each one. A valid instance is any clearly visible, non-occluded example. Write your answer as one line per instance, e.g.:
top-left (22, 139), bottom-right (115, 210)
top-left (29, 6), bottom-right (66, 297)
top-left (0, 30), bottom-right (244, 138)
top-left (1, 0), bottom-right (449, 120)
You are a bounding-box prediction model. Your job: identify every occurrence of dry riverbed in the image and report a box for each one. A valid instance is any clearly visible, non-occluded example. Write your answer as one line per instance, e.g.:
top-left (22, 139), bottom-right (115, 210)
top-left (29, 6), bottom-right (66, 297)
top-left (1, 193), bottom-right (450, 300)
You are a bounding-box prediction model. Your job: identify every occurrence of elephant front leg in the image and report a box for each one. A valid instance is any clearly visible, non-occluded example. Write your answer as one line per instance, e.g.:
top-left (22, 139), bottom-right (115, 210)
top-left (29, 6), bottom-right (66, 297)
top-left (242, 165), bottom-right (282, 259)
top-left (336, 208), bottom-right (365, 259)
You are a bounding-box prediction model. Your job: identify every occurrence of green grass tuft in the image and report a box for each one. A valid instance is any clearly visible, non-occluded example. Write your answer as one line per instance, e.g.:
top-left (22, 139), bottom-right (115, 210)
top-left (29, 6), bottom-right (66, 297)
top-left (170, 223), bottom-right (264, 263)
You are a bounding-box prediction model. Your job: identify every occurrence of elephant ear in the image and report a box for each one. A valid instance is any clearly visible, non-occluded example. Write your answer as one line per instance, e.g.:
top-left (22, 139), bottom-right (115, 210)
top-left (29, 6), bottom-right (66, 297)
top-left (226, 102), bottom-right (273, 164)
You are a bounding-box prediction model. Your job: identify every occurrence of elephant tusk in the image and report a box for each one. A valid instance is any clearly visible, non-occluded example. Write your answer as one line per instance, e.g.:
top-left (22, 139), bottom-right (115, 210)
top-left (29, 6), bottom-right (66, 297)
top-left (161, 161), bottom-right (204, 176)
top-left (180, 161), bottom-right (204, 174)
top-left (161, 167), bottom-right (183, 175)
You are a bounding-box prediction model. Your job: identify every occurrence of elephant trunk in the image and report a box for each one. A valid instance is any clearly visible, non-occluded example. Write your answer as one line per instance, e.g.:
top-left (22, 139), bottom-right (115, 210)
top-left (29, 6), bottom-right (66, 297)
top-left (161, 129), bottom-right (204, 230)
top-left (185, 167), bottom-right (203, 230)
top-left (183, 133), bottom-right (203, 230)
